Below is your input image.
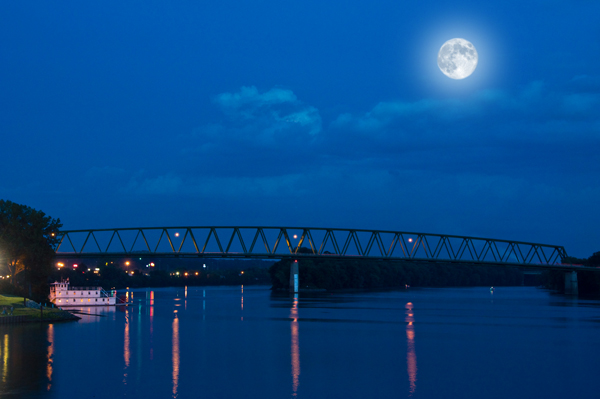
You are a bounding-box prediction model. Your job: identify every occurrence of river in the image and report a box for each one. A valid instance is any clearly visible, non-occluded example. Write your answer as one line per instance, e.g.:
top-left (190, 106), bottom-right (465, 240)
top-left (0, 286), bottom-right (599, 398)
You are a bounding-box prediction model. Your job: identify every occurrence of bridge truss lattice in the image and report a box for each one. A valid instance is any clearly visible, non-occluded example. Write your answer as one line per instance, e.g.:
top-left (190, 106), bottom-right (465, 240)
top-left (54, 226), bottom-right (568, 268)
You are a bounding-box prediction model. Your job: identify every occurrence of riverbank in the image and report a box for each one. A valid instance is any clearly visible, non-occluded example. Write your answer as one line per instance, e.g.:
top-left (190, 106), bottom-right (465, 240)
top-left (0, 294), bottom-right (80, 323)
top-left (269, 258), bottom-right (524, 291)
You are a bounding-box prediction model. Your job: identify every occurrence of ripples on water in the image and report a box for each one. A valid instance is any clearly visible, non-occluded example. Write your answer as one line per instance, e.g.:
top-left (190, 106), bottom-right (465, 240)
top-left (0, 286), bottom-right (599, 398)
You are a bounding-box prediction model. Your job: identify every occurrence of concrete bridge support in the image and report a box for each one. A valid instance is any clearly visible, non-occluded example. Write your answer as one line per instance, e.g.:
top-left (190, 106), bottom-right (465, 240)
top-left (564, 271), bottom-right (578, 296)
top-left (289, 260), bottom-right (299, 293)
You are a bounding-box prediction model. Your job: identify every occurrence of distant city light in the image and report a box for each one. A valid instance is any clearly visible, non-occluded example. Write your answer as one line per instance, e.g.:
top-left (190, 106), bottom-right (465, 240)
top-left (184, 272), bottom-right (188, 276)
top-left (73, 264), bottom-right (78, 268)
top-left (125, 261), bottom-right (130, 266)
top-left (195, 272), bottom-right (199, 276)
top-left (203, 264), bottom-right (206, 268)
top-left (150, 262), bottom-right (155, 267)
top-left (241, 271), bottom-right (244, 274)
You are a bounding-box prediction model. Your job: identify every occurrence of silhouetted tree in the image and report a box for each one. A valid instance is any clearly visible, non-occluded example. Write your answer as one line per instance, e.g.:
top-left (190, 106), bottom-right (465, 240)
top-left (0, 200), bottom-right (62, 298)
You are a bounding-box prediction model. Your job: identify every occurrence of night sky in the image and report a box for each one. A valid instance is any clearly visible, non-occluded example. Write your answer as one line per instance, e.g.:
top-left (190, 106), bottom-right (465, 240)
top-left (1, 1), bottom-right (598, 257)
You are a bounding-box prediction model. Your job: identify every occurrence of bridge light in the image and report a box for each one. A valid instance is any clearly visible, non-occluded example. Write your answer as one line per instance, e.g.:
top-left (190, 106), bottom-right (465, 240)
top-left (293, 234), bottom-right (298, 239)
top-left (175, 232), bottom-right (180, 237)
top-left (408, 238), bottom-right (413, 243)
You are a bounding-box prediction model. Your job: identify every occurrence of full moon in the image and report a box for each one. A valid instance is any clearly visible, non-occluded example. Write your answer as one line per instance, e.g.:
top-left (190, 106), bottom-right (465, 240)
top-left (437, 38), bottom-right (478, 79)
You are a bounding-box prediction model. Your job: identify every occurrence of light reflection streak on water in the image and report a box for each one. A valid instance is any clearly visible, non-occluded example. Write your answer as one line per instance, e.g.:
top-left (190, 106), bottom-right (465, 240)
top-left (124, 308), bottom-right (130, 384)
top-left (138, 303), bottom-right (142, 382)
top-left (172, 316), bottom-right (180, 398)
top-left (150, 291), bottom-right (154, 360)
top-left (2, 334), bottom-right (8, 383)
top-left (290, 294), bottom-right (300, 397)
top-left (47, 324), bottom-right (54, 391)
top-left (405, 302), bottom-right (417, 396)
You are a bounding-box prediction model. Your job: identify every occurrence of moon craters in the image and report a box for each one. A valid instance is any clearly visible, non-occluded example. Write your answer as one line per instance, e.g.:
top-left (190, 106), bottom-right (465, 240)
top-left (437, 38), bottom-right (478, 80)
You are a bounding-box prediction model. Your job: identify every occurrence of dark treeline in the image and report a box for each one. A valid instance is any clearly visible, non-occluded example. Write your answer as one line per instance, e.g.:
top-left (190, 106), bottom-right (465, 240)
top-left (43, 264), bottom-right (271, 290)
top-left (269, 257), bottom-right (523, 291)
top-left (541, 251), bottom-right (600, 297)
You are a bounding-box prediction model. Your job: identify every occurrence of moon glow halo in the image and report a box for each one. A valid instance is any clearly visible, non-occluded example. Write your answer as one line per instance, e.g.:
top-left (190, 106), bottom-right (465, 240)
top-left (437, 38), bottom-right (478, 79)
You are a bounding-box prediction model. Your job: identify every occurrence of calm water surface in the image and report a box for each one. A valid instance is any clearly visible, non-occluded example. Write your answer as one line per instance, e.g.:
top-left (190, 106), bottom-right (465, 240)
top-left (1, 286), bottom-right (599, 398)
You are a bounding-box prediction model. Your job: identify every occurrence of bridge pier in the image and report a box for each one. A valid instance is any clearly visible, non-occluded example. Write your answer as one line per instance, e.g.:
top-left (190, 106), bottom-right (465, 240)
top-left (289, 260), bottom-right (299, 293)
top-left (564, 271), bottom-right (578, 296)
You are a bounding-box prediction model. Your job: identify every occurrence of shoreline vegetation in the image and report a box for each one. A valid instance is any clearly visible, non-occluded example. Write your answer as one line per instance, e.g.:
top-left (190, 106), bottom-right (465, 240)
top-left (269, 258), bottom-right (525, 291)
top-left (0, 294), bottom-right (80, 323)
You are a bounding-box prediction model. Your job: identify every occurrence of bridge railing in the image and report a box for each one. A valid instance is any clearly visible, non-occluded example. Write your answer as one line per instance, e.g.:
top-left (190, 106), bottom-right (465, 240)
top-left (53, 226), bottom-right (567, 266)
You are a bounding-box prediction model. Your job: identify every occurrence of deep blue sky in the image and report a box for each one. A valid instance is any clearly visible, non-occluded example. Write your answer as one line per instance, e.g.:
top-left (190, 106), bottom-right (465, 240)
top-left (1, 1), bottom-right (598, 257)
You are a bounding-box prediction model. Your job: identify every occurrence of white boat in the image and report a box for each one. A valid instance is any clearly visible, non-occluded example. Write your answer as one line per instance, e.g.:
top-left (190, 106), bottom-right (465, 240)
top-left (49, 280), bottom-right (117, 306)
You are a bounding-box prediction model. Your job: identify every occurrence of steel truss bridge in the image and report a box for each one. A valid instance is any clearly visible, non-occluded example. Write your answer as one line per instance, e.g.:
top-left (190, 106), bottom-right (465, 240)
top-left (53, 226), bottom-right (580, 270)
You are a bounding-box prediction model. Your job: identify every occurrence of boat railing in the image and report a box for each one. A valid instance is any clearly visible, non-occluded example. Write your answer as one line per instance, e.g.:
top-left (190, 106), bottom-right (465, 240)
top-left (100, 289), bottom-right (116, 298)
top-left (69, 286), bottom-right (103, 291)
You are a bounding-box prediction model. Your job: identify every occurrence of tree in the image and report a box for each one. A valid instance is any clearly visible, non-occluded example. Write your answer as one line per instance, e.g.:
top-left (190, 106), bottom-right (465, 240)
top-left (0, 200), bottom-right (62, 296)
top-left (587, 252), bottom-right (600, 267)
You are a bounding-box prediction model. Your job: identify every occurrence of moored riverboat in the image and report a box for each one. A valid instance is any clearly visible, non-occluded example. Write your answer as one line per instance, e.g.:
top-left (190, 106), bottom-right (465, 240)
top-left (49, 280), bottom-right (117, 306)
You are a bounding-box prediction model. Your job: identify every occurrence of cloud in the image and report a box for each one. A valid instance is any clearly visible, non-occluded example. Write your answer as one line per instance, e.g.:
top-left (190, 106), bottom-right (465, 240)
top-left (327, 80), bottom-right (600, 170)
top-left (126, 174), bottom-right (183, 195)
top-left (211, 86), bottom-right (322, 137)
top-left (124, 172), bottom-right (306, 198)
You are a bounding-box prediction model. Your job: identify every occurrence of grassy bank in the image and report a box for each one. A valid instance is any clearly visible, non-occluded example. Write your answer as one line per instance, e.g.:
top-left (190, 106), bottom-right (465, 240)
top-left (0, 295), bottom-right (79, 322)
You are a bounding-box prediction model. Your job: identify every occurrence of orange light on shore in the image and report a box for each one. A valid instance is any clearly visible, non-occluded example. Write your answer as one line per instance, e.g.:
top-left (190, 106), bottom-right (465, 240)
top-left (195, 272), bottom-right (199, 276)
top-left (125, 261), bottom-right (130, 266)
top-left (184, 272), bottom-right (188, 276)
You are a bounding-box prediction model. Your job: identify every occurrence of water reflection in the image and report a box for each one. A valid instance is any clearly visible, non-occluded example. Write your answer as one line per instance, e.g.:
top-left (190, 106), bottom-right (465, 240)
top-left (172, 316), bottom-right (180, 398)
top-left (150, 291), bottom-right (154, 360)
top-left (2, 333), bottom-right (8, 383)
top-left (124, 307), bottom-right (130, 384)
top-left (290, 294), bottom-right (300, 397)
top-left (405, 302), bottom-right (417, 396)
top-left (46, 324), bottom-right (54, 391)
